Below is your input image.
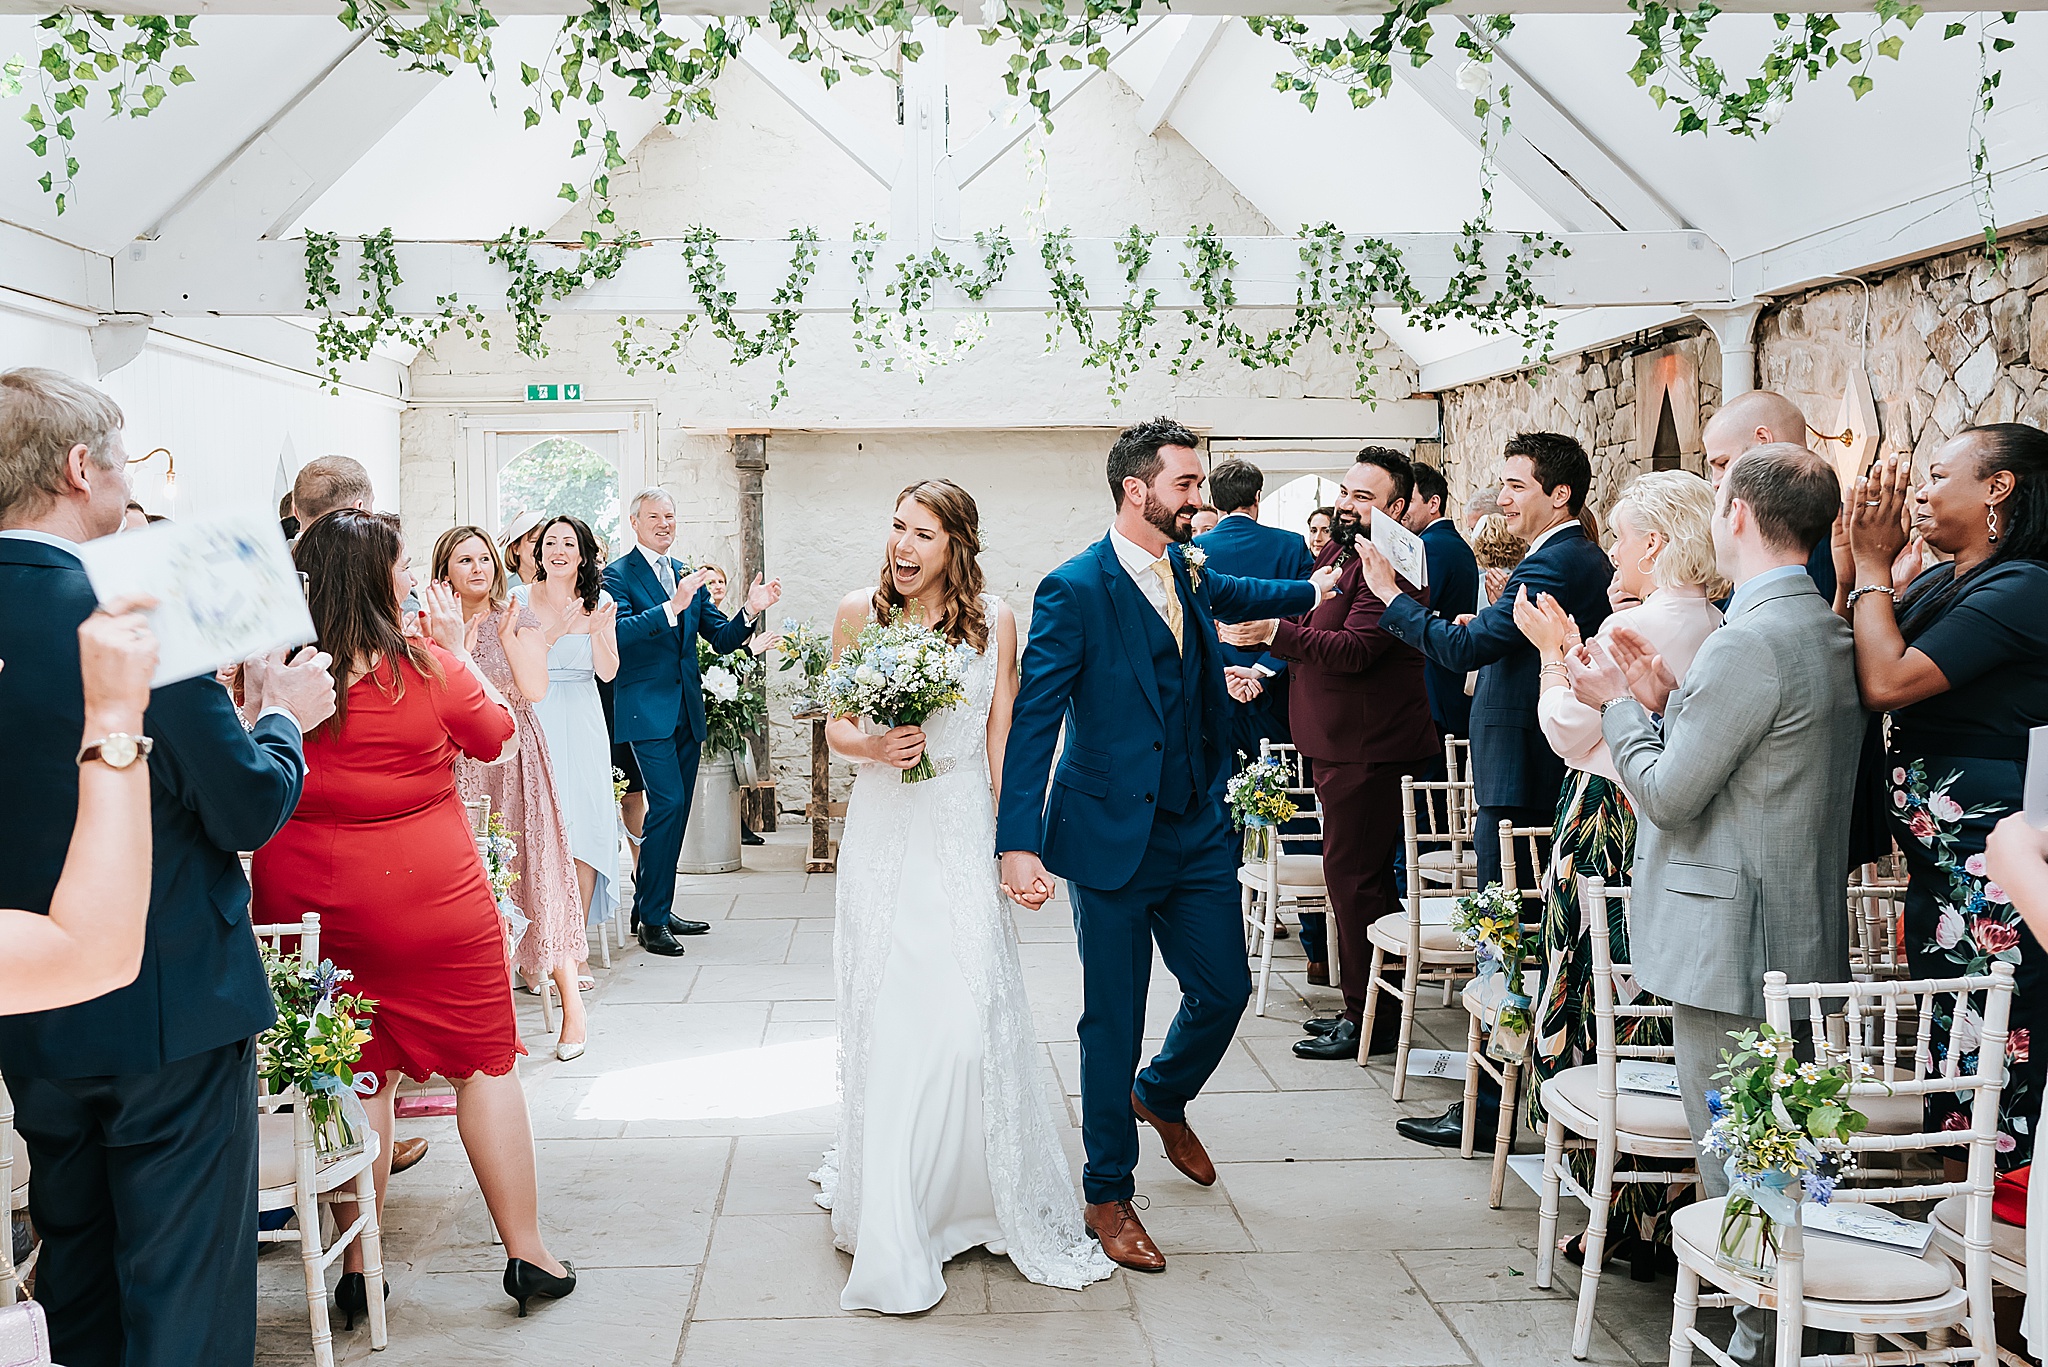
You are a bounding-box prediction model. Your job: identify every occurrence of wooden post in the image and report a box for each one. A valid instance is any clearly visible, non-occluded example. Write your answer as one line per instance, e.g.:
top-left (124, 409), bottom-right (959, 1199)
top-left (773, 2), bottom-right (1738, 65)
top-left (732, 428), bottom-right (774, 825)
top-left (806, 715), bottom-right (836, 873)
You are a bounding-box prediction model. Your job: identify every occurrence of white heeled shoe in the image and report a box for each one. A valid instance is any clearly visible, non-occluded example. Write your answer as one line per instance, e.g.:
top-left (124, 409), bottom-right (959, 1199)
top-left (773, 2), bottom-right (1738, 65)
top-left (555, 1039), bottom-right (586, 1062)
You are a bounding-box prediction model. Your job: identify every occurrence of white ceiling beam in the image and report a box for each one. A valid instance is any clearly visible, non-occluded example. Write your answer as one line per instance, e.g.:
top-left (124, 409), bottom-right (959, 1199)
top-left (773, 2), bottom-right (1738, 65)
top-left (1739, 151), bottom-right (2048, 297)
top-left (7, 1), bottom-right (2040, 13)
top-left (1414, 303), bottom-right (1691, 389)
top-left (1137, 16), bottom-right (1228, 137)
top-left (952, 16), bottom-right (1161, 187)
top-left (0, 220), bottom-right (116, 313)
top-left (1396, 19), bottom-right (1686, 233)
top-left (140, 31), bottom-right (444, 244)
top-left (111, 229), bottom-right (1730, 315)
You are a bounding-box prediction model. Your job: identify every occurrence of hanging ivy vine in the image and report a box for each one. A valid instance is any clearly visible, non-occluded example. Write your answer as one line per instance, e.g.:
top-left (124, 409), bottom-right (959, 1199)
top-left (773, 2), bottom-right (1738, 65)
top-left (616, 226), bottom-right (822, 405)
top-left (20, 9), bottom-right (194, 215)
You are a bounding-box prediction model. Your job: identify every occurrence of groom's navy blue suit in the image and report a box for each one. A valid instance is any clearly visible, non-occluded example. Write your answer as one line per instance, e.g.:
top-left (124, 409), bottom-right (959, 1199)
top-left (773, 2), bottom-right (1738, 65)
top-left (603, 546), bottom-right (754, 931)
top-left (997, 535), bottom-right (1315, 1203)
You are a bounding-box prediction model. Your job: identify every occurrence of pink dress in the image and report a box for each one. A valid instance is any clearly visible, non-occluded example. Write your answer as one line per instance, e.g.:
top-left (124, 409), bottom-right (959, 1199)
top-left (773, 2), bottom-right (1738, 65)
top-left (457, 602), bottom-right (588, 978)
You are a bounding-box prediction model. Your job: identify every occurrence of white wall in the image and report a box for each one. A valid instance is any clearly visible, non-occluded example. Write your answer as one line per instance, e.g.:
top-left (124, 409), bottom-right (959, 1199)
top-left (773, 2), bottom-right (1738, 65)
top-left (0, 295), bottom-right (403, 523)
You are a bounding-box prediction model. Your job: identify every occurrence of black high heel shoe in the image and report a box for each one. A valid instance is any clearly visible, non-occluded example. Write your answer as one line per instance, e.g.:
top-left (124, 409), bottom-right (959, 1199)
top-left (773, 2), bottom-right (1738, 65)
top-left (333, 1272), bottom-right (389, 1330)
top-left (503, 1258), bottom-right (577, 1317)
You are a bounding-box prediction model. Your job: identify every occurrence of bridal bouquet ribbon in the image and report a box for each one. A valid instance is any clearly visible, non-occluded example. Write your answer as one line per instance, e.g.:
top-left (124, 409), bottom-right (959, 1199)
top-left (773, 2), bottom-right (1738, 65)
top-left (1701, 1024), bottom-right (1871, 1280)
top-left (818, 616), bottom-right (972, 782)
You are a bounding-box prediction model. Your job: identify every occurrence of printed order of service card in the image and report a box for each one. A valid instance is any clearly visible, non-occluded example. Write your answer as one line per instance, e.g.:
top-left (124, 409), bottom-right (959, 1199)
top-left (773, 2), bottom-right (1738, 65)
top-left (76, 513), bottom-right (316, 687)
top-left (1370, 506), bottom-right (1428, 591)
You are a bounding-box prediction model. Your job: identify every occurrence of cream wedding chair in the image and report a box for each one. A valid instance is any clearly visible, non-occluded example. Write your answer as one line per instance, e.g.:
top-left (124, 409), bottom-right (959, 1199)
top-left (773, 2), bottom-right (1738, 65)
top-left (1459, 821), bottom-right (1550, 1206)
top-left (1237, 740), bottom-right (1329, 1018)
top-left (0, 1077), bottom-right (31, 1304)
top-left (1667, 962), bottom-right (2016, 1367)
top-left (1360, 777), bottom-right (1479, 1095)
top-left (1412, 736), bottom-right (1477, 894)
top-left (1847, 882), bottom-right (1909, 983)
top-left (1535, 875), bottom-right (1697, 1361)
top-left (253, 913), bottom-right (389, 1367)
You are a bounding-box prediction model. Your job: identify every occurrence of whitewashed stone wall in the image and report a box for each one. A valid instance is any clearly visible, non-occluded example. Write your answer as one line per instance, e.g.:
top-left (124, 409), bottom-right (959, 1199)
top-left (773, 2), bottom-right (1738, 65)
top-left (1757, 228), bottom-right (2048, 471)
top-left (1438, 329), bottom-right (1722, 530)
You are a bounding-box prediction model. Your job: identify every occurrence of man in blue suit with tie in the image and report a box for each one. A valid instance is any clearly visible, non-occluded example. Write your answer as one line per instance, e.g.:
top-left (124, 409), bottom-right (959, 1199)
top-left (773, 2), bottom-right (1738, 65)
top-left (603, 487), bottom-right (781, 956)
top-left (0, 367), bottom-right (332, 1367)
top-left (998, 419), bottom-right (1334, 1272)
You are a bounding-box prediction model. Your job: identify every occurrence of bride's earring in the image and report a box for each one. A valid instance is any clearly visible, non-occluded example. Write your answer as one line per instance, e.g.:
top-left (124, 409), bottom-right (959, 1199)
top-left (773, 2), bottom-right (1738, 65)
top-left (1988, 504), bottom-right (2000, 543)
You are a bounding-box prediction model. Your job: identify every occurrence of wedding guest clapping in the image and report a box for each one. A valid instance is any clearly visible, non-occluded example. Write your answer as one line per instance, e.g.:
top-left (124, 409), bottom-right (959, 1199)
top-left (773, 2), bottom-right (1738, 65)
top-left (1513, 470), bottom-right (1724, 1269)
top-left (0, 602), bottom-right (158, 1013)
top-left (518, 515), bottom-right (622, 1020)
top-left (1841, 424), bottom-right (2048, 1167)
top-left (436, 525), bottom-right (591, 1059)
top-left (253, 510), bottom-right (576, 1323)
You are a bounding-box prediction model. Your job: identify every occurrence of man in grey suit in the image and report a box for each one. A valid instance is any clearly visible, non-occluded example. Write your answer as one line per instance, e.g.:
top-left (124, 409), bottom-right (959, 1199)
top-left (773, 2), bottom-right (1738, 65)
top-left (1568, 442), bottom-right (1862, 1365)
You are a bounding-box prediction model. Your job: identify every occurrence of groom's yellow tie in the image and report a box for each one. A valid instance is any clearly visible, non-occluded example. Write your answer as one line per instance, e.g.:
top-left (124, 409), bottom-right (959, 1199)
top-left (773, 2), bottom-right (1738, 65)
top-left (1149, 559), bottom-right (1184, 654)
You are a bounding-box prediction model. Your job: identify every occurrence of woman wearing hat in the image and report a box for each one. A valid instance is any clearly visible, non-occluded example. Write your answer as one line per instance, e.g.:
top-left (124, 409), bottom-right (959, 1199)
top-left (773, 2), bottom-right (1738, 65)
top-left (501, 509), bottom-right (545, 586)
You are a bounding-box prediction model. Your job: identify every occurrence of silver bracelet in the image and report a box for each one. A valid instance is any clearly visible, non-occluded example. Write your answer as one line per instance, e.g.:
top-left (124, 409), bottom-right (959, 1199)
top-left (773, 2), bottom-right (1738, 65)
top-left (1846, 584), bottom-right (1897, 609)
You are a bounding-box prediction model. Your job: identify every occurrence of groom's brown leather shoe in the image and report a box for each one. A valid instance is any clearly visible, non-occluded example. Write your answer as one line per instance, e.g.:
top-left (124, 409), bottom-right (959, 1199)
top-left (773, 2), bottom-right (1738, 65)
top-left (1132, 1091), bottom-right (1216, 1186)
top-left (1085, 1200), bottom-right (1166, 1273)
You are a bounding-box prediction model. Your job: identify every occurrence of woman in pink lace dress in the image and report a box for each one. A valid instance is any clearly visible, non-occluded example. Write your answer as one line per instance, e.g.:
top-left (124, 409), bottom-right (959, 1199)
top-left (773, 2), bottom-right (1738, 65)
top-left (433, 525), bottom-right (591, 1060)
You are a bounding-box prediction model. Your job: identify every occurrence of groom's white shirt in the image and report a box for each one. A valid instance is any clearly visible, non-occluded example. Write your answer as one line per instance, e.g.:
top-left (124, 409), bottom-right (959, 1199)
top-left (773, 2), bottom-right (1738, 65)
top-left (1108, 525), bottom-right (1176, 631)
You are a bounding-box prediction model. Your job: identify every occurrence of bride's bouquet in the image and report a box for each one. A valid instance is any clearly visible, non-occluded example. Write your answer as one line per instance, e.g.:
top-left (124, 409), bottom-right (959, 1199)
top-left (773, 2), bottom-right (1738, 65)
top-left (818, 615), bottom-right (973, 782)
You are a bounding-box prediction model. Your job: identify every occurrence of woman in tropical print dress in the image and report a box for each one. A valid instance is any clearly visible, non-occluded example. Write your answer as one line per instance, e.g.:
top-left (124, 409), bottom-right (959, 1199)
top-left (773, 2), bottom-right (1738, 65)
top-left (1841, 425), bottom-right (2048, 1167)
top-left (1514, 471), bottom-right (1725, 1272)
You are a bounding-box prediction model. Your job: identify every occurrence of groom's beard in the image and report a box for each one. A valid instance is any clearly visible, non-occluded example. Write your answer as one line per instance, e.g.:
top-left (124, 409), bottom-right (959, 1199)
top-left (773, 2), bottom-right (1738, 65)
top-left (1139, 488), bottom-right (1196, 544)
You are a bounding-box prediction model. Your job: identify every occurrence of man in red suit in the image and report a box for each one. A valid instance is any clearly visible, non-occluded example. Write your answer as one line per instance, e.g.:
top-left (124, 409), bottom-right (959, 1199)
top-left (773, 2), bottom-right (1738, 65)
top-left (1221, 447), bottom-right (1439, 1061)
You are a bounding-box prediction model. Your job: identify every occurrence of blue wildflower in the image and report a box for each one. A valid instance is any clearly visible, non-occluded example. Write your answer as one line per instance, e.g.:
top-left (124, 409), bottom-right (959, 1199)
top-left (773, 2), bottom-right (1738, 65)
top-left (1705, 1088), bottom-right (1727, 1119)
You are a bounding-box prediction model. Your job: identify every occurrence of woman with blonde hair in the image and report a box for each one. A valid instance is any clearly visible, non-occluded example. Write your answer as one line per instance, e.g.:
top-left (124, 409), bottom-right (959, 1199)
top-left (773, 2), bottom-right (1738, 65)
top-left (1510, 469), bottom-right (1726, 1275)
top-left (811, 478), bottom-right (1112, 1313)
top-left (434, 524), bottom-right (591, 1060)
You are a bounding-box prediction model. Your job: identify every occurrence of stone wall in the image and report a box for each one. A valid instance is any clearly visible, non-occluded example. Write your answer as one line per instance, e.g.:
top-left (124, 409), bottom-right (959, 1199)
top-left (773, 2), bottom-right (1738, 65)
top-left (1757, 228), bottom-right (2048, 469)
top-left (1438, 329), bottom-right (1722, 530)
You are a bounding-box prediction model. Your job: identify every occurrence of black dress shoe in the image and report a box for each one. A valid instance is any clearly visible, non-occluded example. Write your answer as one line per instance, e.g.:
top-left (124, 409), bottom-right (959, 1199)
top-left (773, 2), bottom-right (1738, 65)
top-left (1396, 1102), bottom-right (1496, 1149)
top-left (670, 918), bottom-right (711, 936)
top-left (740, 828), bottom-right (764, 846)
top-left (1293, 1018), bottom-right (1360, 1060)
top-left (637, 923), bottom-right (688, 957)
top-left (1302, 1016), bottom-right (1344, 1037)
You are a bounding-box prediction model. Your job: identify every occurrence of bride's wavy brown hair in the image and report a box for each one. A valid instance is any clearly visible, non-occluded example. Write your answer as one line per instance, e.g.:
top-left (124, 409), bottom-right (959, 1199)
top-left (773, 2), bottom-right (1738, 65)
top-left (872, 479), bottom-right (989, 652)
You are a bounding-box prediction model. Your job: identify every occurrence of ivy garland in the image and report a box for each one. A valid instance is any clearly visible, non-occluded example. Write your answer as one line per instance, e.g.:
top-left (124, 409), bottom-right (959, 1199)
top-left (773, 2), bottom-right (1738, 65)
top-left (302, 228), bottom-right (486, 391)
top-left (616, 226), bottom-right (822, 405)
top-left (21, 9), bottom-right (195, 216)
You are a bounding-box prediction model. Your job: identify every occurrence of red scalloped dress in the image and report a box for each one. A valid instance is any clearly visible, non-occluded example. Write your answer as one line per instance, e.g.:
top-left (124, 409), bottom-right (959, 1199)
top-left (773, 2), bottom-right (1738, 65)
top-left (253, 643), bottom-right (524, 1086)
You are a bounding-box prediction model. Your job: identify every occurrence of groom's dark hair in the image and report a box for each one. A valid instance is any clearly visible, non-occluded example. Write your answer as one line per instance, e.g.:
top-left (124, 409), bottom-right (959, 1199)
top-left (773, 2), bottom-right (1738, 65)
top-left (1108, 417), bottom-right (1200, 507)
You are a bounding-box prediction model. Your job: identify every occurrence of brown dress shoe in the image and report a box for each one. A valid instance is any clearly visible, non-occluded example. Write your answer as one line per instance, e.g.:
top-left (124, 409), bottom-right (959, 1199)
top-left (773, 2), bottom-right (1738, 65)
top-left (389, 1136), bottom-right (429, 1174)
top-left (1305, 960), bottom-right (1329, 986)
top-left (1131, 1091), bottom-right (1216, 1186)
top-left (1085, 1200), bottom-right (1166, 1273)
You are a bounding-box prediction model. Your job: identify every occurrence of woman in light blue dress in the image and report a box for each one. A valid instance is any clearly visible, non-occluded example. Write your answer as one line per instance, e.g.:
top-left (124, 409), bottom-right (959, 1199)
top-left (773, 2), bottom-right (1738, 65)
top-left (514, 516), bottom-right (622, 986)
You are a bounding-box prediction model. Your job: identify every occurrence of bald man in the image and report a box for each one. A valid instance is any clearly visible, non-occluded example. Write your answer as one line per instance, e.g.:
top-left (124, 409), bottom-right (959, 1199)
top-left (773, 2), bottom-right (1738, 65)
top-left (1699, 390), bottom-right (1836, 603)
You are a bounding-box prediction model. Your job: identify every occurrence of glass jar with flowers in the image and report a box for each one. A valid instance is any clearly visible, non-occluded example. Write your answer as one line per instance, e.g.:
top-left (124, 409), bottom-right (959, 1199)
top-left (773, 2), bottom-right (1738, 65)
top-left (1702, 1025), bottom-right (1869, 1280)
top-left (1450, 883), bottom-right (1533, 1060)
top-left (1226, 756), bottom-right (1299, 863)
top-left (259, 946), bottom-right (378, 1160)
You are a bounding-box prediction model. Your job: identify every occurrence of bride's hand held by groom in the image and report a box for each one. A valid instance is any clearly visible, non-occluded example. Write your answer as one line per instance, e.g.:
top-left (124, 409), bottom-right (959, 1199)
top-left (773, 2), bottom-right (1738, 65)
top-left (999, 851), bottom-right (1056, 911)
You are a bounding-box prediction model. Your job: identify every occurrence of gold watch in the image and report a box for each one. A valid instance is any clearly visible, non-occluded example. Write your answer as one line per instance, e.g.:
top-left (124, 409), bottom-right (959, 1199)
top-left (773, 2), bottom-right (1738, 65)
top-left (78, 732), bottom-right (153, 769)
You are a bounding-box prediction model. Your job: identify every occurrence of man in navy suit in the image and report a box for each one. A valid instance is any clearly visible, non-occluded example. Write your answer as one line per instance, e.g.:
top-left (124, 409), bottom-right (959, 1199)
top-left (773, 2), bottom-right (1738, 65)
top-left (1367, 433), bottom-right (1615, 893)
top-left (602, 487), bottom-right (781, 956)
top-left (0, 368), bottom-right (332, 1367)
top-left (1701, 390), bottom-right (1837, 604)
top-left (998, 419), bottom-right (1333, 1271)
top-left (1402, 463), bottom-right (1479, 740)
top-left (1192, 460), bottom-right (1314, 765)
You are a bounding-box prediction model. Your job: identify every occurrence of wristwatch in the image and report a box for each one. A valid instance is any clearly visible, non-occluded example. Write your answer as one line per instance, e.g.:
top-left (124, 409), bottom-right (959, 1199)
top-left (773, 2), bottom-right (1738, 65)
top-left (78, 732), bottom-right (153, 769)
top-left (1599, 696), bottom-right (1635, 715)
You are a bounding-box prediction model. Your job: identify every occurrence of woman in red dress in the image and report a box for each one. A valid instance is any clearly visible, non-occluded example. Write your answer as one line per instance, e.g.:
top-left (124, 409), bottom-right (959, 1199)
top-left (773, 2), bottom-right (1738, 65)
top-left (252, 510), bottom-right (576, 1322)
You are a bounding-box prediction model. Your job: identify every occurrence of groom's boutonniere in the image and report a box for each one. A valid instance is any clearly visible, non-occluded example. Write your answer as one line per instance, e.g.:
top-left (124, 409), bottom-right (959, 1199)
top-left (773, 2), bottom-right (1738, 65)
top-left (1184, 545), bottom-right (1207, 593)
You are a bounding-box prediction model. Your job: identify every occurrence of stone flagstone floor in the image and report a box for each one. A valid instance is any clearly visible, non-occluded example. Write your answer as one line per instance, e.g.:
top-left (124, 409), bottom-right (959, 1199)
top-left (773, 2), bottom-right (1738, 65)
top-left (259, 829), bottom-right (1723, 1366)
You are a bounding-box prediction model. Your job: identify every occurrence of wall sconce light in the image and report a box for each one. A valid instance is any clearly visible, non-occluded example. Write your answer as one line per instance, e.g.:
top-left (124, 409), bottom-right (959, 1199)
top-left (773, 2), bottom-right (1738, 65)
top-left (127, 446), bottom-right (175, 511)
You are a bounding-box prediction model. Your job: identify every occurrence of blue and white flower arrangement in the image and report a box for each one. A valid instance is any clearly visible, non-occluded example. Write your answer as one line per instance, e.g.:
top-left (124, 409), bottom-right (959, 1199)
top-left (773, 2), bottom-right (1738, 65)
top-left (817, 614), bottom-right (973, 782)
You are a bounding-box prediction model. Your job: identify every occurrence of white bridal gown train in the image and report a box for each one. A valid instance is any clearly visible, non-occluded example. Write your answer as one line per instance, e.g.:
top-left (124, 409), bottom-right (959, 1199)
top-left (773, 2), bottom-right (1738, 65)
top-left (811, 594), bottom-right (1113, 1314)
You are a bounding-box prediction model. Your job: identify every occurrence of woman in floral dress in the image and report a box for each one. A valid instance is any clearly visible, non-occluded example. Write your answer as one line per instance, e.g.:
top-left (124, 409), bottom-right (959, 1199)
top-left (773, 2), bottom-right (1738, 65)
top-left (1842, 424), bottom-right (2048, 1166)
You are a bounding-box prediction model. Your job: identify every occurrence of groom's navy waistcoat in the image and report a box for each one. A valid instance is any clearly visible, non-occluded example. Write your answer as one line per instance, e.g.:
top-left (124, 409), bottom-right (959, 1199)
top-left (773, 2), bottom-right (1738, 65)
top-left (1139, 598), bottom-right (1200, 817)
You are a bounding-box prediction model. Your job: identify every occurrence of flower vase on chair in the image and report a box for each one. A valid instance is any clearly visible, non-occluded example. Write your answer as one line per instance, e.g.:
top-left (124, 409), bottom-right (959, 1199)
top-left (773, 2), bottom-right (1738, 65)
top-left (1715, 1163), bottom-right (1799, 1282)
top-left (1242, 819), bottom-right (1274, 864)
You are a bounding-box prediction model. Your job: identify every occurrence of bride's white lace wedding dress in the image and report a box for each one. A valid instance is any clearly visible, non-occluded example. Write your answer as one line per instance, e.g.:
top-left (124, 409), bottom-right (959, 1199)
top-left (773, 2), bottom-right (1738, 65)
top-left (810, 594), bottom-right (1113, 1314)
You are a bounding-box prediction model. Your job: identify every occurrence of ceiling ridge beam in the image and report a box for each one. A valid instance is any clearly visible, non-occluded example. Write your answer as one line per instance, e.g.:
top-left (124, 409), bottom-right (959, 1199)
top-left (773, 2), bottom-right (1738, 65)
top-left (953, 16), bottom-right (1161, 187)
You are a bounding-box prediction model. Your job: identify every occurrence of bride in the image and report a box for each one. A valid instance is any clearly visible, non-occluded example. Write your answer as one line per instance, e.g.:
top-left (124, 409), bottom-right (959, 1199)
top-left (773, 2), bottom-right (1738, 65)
top-left (810, 478), bottom-right (1114, 1314)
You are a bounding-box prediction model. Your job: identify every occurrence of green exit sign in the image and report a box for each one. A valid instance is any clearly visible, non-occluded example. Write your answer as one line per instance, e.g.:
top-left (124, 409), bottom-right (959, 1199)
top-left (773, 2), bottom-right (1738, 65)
top-left (525, 383), bottom-right (583, 402)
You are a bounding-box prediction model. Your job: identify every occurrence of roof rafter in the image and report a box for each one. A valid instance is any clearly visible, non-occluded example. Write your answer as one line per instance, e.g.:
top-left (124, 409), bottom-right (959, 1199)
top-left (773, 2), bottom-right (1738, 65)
top-left (952, 16), bottom-right (1162, 187)
top-left (1137, 16), bottom-right (1229, 136)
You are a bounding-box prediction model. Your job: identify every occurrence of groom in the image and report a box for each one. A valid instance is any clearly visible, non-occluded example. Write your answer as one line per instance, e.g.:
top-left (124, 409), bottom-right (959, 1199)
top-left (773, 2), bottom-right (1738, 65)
top-left (604, 486), bottom-right (781, 956)
top-left (998, 418), bottom-right (1334, 1271)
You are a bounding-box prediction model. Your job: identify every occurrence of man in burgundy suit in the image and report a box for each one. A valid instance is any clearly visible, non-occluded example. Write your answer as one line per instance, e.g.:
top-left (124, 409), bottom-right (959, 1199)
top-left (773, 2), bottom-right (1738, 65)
top-left (1221, 447), bottom-right (1439, 1061)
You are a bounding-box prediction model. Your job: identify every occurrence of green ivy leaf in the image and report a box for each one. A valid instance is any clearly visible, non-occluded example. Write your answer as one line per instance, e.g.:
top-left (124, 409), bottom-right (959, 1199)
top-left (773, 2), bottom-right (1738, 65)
top-left (1848, 73), bottom-right (1874, 97)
